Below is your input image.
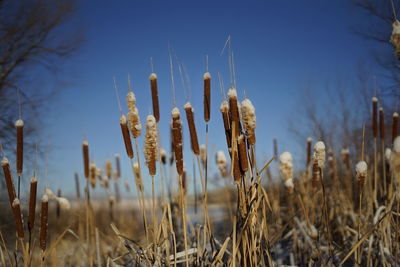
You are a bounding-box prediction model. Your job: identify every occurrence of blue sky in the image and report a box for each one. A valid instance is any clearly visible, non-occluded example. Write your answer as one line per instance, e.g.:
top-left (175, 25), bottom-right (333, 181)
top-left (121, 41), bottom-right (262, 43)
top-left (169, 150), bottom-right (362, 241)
top-left (30, 0), bottom-right (384, 197)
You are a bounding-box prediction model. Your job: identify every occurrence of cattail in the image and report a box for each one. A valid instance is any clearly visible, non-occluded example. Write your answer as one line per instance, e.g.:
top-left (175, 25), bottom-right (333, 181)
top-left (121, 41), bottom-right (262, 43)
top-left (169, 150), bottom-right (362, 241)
top-left (273, 138), bottom-right (278, 159)
top-left (56, 189), bottom-right (61, 218)
top-left (390, 20), bottom-right (400, 59)
top-left (341, 148), bottom-right (350, 169)
top-left (171, 108), bottom-right (184, 175)
top-left (306, 138), bottom-right (312, 166)
top-left (238, 135), bottom-right (248, 172)
top-left (390, 136), bottom-right (400, 175)
top-left (356, 161), bottom-right (368, 186)
top-left (40, 194), bottom-right (48, 252)
top-left (314, 141), bottom-right (326, 168)
top-left (57, 197), bottom-right (71, 210)
top-left (74, 172), bottom-right (81, 199)
top-left (204, 72), bottom-right (211, 122)
top-left (393, 112), bottom-right (399, 143)
top-left (279, 152), bottom-right (293, 181)
top-left (12, 198), bottom-right (24, 238)
top-left (105, 159), bottom-right (113, 179)
top-left (133, 162), bottom-right (143, 190)
top-left (184, 102), bottom-right (200, 155)
top-left (200, 144), bottom-right (206, 167)
top-left (228, 88), bottom-right (240, 137)
top-left (284, 178), bottom-right (294, 193)
top-left (160, 148), bottom-right (167, 165)
top-left (216, 150), bottom-right (227, 176)
top-left (127, 109), bottom-right (142, 138)
top-left (15, 119), bottom-right (23, 175)
top-left (386, 148), bottom-right (392, 162)
top-left (372, 97), bottom-right (378, 138)
top-left (102, 176), bottom-right (109, 189)
top-left (220, 101), bottom-right (232, 150)
top-left (232, 150), bottom-right (241, 184)
top-left (120, 115), bottom-right (134, 159)
top-left (28, 176), bottom-right (37, 231)
top-left (126, 91), bottom-right (136, 111)
top-left (144, 115), bottom-right (157, 176)
top-left (182, 165), bottom-right (187, 195)
top-left (90, 162), bottom-right (97, 188)
top-left (2, 157), bottom-right (16, 206)
top-left (169, 124), bottom-right (175, 165)
top-left (115, 154), bottom-right (121, 178)
top-left (241, 98), bottom-right (256, 145)
top-left (149, 73), bottom-right (160, 122)
top-left (312, 158), bottom-right (319, 187)
top-left (82, 141), bottom-right (89, 179)
top-left (379, 107), bottom-right (385, 141)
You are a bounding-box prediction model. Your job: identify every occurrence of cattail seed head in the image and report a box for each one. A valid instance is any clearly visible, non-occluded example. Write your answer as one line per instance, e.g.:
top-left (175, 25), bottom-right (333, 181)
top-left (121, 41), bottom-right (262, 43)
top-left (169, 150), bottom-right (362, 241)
top-left (120, 115), bottom-right (134, 159)
top-left (391, 137), bottom-right (400, 175)
top-left (105, 159), bottom-right (113, 179)
top-left (126, 91), bottom-right (136, 111)
top-left (312, 158), bottom-right (319, 187)
top-left (379, 107), bottom-right (385, 141)
top-left (284, 178), bottom-right (294, 193)
top-left (341, 148), bottom-right (350, 169)
top-left (57, 197), bottom-right (71, 210)
top-left (127, 108), bottom-right (142, 138)
top-left (232, 150), bottom-right (241, 184)
top-left (149, 73), bottom-right (160, 122)
top-left (220, 101), bottom-right (232, 150)
top-left (228, 88), bottom-right (240, 138)
top-left (133, 162), bottom-right (143, 190)
top-left (12, 198), bottom-right (24, 238)
top-left (241, 98), bottom-right (256, 145)
top-left (184, 102), bottom-right (200, 155)
top-left (204, 72), bottom-right (211, 122)
top-left (313, 141), bottom-right (326, 168)
top-left (40, 194), bottom-right (49, 252)
top-left (15, 119), bottom-right (23, 175)
top-left (372, 97), bottom-right (378, 138)
top-left (82, 141), bottom-right (89, 179)
top-left (144, 115), bottom-right (157, 176)
top-left (386, 148), bottom-right (392, 162)
top-left (279, 152), bottom-right (293, 181)
top-left (171, 108), bottom-right (184, 175)
top-left (216, 150), bottom-right (227, 176)
top-left (238, 135), bottom-right (248, 172)
top-left (28, 176), bottom-right (37, 231)
top-left (306, 138), bottom-right (312, 166)
top-left (2, 157), bottom-right (16, 207)
top-left (200, 144), bottom-right (206, 167)
top-left (90, 162), bottom-right (97, 188)
top-left (393, 112), bottom-right (399, 143)
top-left (356, 161), bottom-right (368, 185)
top-left (390, 20), bottom-right (400, 59)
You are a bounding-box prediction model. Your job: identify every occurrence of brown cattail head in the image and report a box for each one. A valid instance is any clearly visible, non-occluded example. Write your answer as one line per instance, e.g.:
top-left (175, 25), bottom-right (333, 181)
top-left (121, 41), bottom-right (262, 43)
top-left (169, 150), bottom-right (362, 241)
top-left (133, 162), bottom-right (143, 191)
top-left (393, 112), bottom-right (399, 143)
top-left (184, 102), bottom-right (200, 155)
top-left (105, 159), bottom-right (113, 179)
top-left (181, 167), bottom-right (187, 195)
top-left (12, 198), bottom-right (24, 238)
top-left (172, 107), bottom-right (184, 175)
top-left (312, 158), bottom-right (319, 188)
top-left (341, 148), bottom-right (350, 169)
top-left (220, 101), bottom-right (232, 150)
top-left (127, 108), bottom-right (142, 138)
top-left (204, 72), bottom-right (211, 122)
top-left (15, 119), bottom-right (23, 175)
top-left (114, 154), bottom-right (121, 178)
top-left (232, 150), bottom-right (241, 184)
top-left (306, 138), bottom-right (312, 166)
top-left (372, 97), bottom-right (378, 138)
top-left (120, 115), bottom-right (134, 159)
top-left (241, 99), bottom-right (256, 145)
top-left (40, 194), bottom-right (49, 252)
top-left (149, 73), bottom-right (160, 122)
top-left (144, 115), bottom-right (157, 176)
top-left (228, 88), bottom-right (240, 138)
top-left (2, 157), bottom-right (16, 206)
top-left (90, 162), bottom-right (97, 188)
top-left (28, 176), bottom-right (37, 231)
top-left (356, 161), bottom-right (368, 186)
top-left (238, 135), bottom-right (248, 173)
top-left (379, 107), bottom-right (385, 141)
top-left (82, 141), bottom-right (89, 179)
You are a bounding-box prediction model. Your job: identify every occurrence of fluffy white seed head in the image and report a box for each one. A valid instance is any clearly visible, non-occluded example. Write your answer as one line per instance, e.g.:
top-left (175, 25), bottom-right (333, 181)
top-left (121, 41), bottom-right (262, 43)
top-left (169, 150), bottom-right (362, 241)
top-left (200, 144), bottom-right (206, 165)
top-left (386, 148), bottom-right (392, 162)
top-left (307, 137), bottom-right (312, 142)
top-left (203, 72), bottom-right (211, 79)
top-left (31, 176), bottom-right (37, 183)
top-left (220, 100), bottom-right (229, 112)
top-left (216, 150), bottom-right (227, 171)
top-left (172, 107), bottom-right (180, 119)
top-left (228, 88), bottom-right (237, 99)
top-left (42, 194), bottom-right (48, 202)
top-left (15, 119), bottom-right (24, 127)
top-left (57, 197), bottom-right (71, 210)
top-left (184, 102), bottom-right (193, 111)
top-left (341, 148), bottom-right (350, 155)
top-left (394, 136), bottom-right (400, 153)
top-left (144, 115), bottom-right (158, 174)
top-left (149, 73), bottom-right (157, 80)
top-left (126, 92), bottom-right (136, 111)
top-left (279, 151), bottom-right (293, 180)
top-left (1, 157), bottom-right (9, 166)
top-left (372, 96), bottom-right (378, 103)
top-left (45, 188), bottom-right (57, 200)
top-left (241, 98), bottom-right (256, 139)
top-left (120, 114), bottom-right (127, 124)
top-left (284, 178), bottom-right (294, 193)
top-left (314, 141), bottom-right (326, 168)
top-left (393, 20), bottom-right (400, 34)
top-left (394, 112), bottom-right (399, 118)
top-left (12, 198), bottom-right (20, 207)
top-left (356, 161), bottom-right (368, 181)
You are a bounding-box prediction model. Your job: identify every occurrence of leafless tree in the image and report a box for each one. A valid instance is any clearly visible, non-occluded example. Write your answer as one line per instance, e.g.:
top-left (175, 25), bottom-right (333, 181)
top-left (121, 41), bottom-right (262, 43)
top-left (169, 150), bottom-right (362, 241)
top-left (0, 0), bottom-right (83, 158)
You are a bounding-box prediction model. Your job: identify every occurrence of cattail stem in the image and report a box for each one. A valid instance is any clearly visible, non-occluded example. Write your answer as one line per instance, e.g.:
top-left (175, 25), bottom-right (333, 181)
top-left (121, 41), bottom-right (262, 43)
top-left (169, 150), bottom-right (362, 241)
top-left (380, 108), bottom-right (387, 200)
top-left (40, 194), bottom-right (48, 253)
top-left (151, 175), bottom-right (157, 245)
top-left (178, 174), bottom-right (189, 267)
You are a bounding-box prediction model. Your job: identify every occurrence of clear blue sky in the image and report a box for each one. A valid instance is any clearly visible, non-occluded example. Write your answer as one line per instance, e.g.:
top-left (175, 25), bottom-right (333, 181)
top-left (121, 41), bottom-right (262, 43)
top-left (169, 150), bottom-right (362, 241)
top-left (35, 0), bottom-right (382, 197)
